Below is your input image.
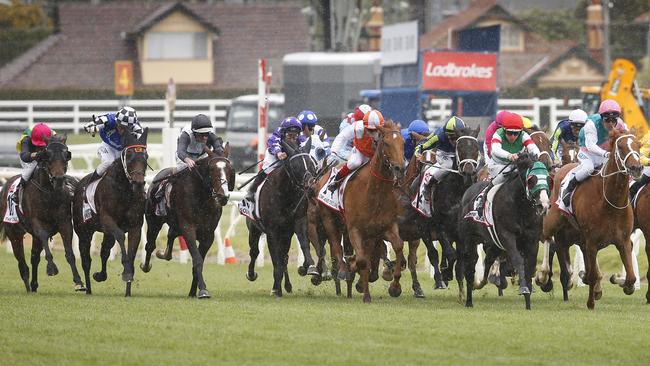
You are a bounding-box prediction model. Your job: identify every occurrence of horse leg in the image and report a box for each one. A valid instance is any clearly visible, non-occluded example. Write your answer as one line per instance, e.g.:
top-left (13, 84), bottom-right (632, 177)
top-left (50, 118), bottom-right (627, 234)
top-left (141, 216), bottom-right (164, 272)
top-left (421, 230), bottom-right (445, 289)
top-left (123, 225), bottom-right (143, 297)
top-left (189, 233), bottom-right (213, 299)
top-left (282, 237), bottom-right (293, 294)
top-left (535, 239), bottom-right (553, 291)
top-left (245, 219), bottom-right (262, 282)
top-left (294, 216), bottom-right (316, 276)
top-left (617, 238), bottom-right (637, 296)
top-left (29, 237), bottom-right (43, 292)
top-left (474, 247), bottom-right (498, 290)
top-left (8, 232), bottom-right (30, 292)
top-left (32, 226), bottom-right (58, 276)
top-left (584, 241), bottom-right (598, 310)
top-left (523, 239), bottom-right (539, 310)
top-left (93, 234), bottom-right (115, 282)
top-left (385, 225), bottom-right (404, 298)
top-left (59, 220), bottom-right (85, 291)
top-left (556, 242), bottom-right (572, 301)
top-left (646, 234), bottom-right (650, 303)
top-left (462, 241), bottom-right (479, 308)
top-left (439, 235), bottom-right (456, 282)
top-left (77, 231), bottom-right (93, 295)
top-left (501, 232), bottom-right (530, 309)
top-left (267, 233), bottom-right (284, 297)
top-left (156, 225), bottom-right (177, 261)
top-left (181, 229), bottom-right (207, 299)
top-left (407, 239), bottom-right (425, 298)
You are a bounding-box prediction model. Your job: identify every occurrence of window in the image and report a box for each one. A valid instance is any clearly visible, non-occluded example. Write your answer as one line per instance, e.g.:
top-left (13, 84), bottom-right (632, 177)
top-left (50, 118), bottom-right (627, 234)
top-left (500, 23), bottom-right (523, 51)
top-left (146, 32), bottom-right (208, 60)
top-left (227, 104), bottom-right (283, 132)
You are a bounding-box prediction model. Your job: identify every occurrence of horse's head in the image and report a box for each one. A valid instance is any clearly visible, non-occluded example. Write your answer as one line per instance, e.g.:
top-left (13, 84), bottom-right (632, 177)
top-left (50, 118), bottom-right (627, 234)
top-left (200, 143), bottom-right (235, 207)
top-left (39, 134), bottom-right (71, 191)
top-left (121, 128), bottom-right (149, 194)
top-left (454, 125), bottom-right (481, 176)
top-left (609, 129), bottom-right (642, 179)
top-left (517, 154), bottom-right (550, 215)
top-left (280, 138), bottom-right (317, 192)
top-left (526, 127), bottom-right (554, 170)
top-left (377, 121), bottom-right (405, 181)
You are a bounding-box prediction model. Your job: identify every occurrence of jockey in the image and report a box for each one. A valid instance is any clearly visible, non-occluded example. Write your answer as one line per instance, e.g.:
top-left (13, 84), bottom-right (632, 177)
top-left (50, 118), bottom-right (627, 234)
top-left (330, 104), bottom-right (372, 164)
top-left (630, 130), bottom-right (650, 199)
top-left (176, 114), bottom-right (224, 171)
top-left (328, 110), bottom-right (384, 191)
top-left (246, 117), bottom-right (305, 201)
top-left (411, 116), bottom-right (466, 210)
top-left (549, 109), bottom-right (588, 163)
top-left (561, 99), bottom-right (628, 207)
top-left (402, 119), bottom-right (430, 162)
top-left (83, 106), bottom-right (143, 183)
top-left (484, 110), bottom-right (517, 158)
top-left (298, 110), bottom-right (330, 160)
top-left (15, 123), bottom-right (53, 196)
top-left (467, 113), bottom-right (541, 218)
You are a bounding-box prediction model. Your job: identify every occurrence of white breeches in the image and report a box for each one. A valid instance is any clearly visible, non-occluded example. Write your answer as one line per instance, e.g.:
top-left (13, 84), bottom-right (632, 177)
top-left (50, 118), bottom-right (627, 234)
top-left (574, 150), bottom-right (606, 182)
top-left (21, 160), bottom-right (37, 181)
top-left (488, 158), bottom-right (515, 185)
top-left (346, 147), bottom-right (370, 170)
top-left (96, 142), bottom-right (121, 175)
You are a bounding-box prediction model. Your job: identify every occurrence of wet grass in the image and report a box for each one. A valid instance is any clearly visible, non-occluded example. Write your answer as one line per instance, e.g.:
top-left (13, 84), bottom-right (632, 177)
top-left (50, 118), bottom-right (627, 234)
top-left (0, 248), bottom-right (649, 366)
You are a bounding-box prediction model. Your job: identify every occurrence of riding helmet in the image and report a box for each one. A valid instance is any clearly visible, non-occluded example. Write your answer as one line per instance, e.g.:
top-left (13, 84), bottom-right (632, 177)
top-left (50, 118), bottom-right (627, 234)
top-left (31, 123), bottom-right (52, 147)
top-left (191, 114), bottom-right (213, 134)
top-left (115, 106), bottom-right (138, 127)
top-left (297, 110), bottom-right (318, 126)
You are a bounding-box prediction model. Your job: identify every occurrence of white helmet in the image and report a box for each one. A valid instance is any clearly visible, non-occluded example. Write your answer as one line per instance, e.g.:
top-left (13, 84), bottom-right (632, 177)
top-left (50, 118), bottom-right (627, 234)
top-left (568, 109), bottom-right (588, 125)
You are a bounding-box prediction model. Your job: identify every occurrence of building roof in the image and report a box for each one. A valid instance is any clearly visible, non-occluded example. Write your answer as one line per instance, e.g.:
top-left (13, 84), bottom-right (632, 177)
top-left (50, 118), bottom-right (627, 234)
top-left (1, 1), bottom-right (309, 91)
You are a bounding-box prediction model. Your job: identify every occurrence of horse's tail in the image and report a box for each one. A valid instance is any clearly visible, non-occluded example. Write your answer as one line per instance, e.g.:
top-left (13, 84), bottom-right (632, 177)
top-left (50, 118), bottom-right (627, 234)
top-left (0, 222), bottom-right (6, 244)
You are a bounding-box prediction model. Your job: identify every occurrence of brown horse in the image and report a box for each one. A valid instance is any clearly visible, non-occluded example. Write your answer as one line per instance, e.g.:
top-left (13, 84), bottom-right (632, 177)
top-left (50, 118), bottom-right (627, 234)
top-left (0, 135), bottom-right (83, 292)
top-left (141, 146), bottom-right (234, 298)
top-left (72, 129), bottom-right (149, 297)
top-left (526, 127), bottom-right (554, 170)
top-left (632, 184), bottom-right (650, 303)
top-left (314, 121), bottom-right (405, 302)
top-left (542, 130), bottom-right (642, 309)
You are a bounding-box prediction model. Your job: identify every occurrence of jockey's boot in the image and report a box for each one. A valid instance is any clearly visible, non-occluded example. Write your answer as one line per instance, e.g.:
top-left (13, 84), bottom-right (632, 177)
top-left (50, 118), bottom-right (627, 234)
top-left (562, 177), bottom-right (578, 208)
top-left (246, 172), bottom-right (266, 202)
top-left (630, 174), bottom-right (650, 202)
top-left (328, 165), bottom-right (350, 192)
top-left (409, 173), bottom-right (421, 195)
top-left (88, 170), bottom-right (101, 184)
top-left (12, 178), bottom-right (25, 204)
top-left (468, 182), bottom-right (492, 218)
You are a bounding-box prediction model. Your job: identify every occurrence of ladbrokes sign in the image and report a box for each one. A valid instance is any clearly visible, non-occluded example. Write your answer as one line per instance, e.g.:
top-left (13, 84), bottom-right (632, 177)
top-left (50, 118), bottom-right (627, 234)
top-left (421, 51), bottom-right (497, 92)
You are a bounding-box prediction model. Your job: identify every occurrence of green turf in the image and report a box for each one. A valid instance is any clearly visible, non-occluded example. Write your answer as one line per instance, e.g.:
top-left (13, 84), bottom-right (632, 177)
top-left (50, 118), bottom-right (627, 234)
top-left (1, 241), bottom-right (649, 366)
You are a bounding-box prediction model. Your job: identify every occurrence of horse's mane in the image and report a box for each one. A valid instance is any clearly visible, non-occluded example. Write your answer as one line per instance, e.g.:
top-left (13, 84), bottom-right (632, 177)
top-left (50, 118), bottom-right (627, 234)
top-left (525, 125), bottom-right (542, 132)
top-left (49, 134), bottom-right (67, 145)
top-left (383, 120), bottom-right (400, 131)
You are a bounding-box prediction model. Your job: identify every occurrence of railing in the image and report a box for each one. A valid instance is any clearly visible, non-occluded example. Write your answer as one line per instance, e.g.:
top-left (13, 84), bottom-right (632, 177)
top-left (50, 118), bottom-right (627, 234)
top-left (0, 99), bottom-right (231, 133)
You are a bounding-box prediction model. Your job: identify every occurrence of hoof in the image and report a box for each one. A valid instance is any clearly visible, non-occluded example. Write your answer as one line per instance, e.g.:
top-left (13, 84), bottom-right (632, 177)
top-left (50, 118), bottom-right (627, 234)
top-left (595, 290), bottom-right (603, 300)
top-left (321, 271), bottom-right (332, 281)
top-left (337, 270), bottom-right (354, 281)
top-left (381, 268), bottom-right (394, 282)
top-left (311, 276), bottom-right (322, 286)
top-left (140, 262), bottom-right (152, 273)
top-left (369, 271), bottom-right (379, 283)
top-left (363, 295), bottom-right (371, 303)
top-left (93, 272), bottom-right (107, 282)
top-left (246, 272), bottom-right (258, 281)
top-left (434, 281), bottom-right (448, 290)
top-left (306, 265), bottom-right (319, 277)
top-left (519, 286), bottom-right (530, 295)
top-left (122, 272), bottom-right (133, 283)
top-left (284, 283), bottom-right (292, 294)
top-left (198, 289), bottom-right (211, 299)
top-left (355, 281), bottom-right (364, 294)
top-left (609, 274), bottom-right (619, 285)
top-left (46, 263), bottom-right (59, 276)
top-left (271, 289), bottom-right (282, 297)
top-left (30, 283), bottom-right (38, 292)
top-left (465, 301), bottom-right (473, 308)
top-left (297, 265), bottom-right (307, 277)
top-left (155, 250), bottom-right (172, 261)
top-left (623, 286), bottom-right (635, 296)
top-left (413, 286), bottom-right (425, 298)
top-left (540, 279), bottom-right (553, 293)
top-left (74, 283), bottom-right (86, 292)
top-left (388, 285), bottom-right (402, 298)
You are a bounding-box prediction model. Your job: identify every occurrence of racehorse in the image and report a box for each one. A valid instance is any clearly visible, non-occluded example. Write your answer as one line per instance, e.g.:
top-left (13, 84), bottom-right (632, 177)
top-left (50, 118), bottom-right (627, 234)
top-left (313, 121), bottom-right (406, 303)
top-left (140, 146), bottom-right (234, 298)
top-left (0, 135), bottom-right (83, 292)
top-left (632, 184), bottom-right (650, 303)
top-left (542, 130), bottom-right (642, 309)
top-left (72, 129), bottom-right (149, 296)
top-left (458, 154), bottom-right (550, 309)
top-left (245, 138), bottom-right (317, 297)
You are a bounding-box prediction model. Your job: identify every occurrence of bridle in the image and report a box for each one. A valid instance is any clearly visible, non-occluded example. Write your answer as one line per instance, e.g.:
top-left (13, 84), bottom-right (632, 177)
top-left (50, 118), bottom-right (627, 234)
top-left (371, 130), bottom-right (402, 185)
top-left (600, 134), bottom-right (640, 209)
top-left (528, 130), bottom-right (554, 169)
top-left (197, 155), bottom-right (232, 200)
top-left (33, 141), bottom-right (70, 194)
top-left (120, 144), bottom-right (147, 183)
top-left (455, 135), bottom-right (480, 174)
top-left (284, 152), bottom-right (315, 190)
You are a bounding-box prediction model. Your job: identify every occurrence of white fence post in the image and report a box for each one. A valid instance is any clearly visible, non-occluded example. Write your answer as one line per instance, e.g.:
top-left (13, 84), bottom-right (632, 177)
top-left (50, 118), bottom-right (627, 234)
top-left (73, 104), bottom-right (80, 133)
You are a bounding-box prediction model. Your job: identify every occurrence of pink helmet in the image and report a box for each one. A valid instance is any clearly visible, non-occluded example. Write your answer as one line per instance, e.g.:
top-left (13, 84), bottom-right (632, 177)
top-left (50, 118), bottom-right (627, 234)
top-left (598, 99), bottom-right (621, 115)
top-left (495, 110), bottom-right (510, 127)
top-left (31, 123), bottom-right (52, 147)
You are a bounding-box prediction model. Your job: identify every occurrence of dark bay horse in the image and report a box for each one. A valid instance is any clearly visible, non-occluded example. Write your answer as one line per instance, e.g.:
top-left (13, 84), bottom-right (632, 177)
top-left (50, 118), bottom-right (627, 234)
top-left (542, 130), bottom-right (642, 309)
top-left (141, 146), bottom-right (234, 298)
top-left (313, 122), bottom-right (405, 303)
top-left (458, 154), bottom-right (550, 309)
top-left (0, 135), bottom-right (83, 292)
top-left (245, 139), bottom-right (317, 297)
top-left (72, 129), bottom-right (149, 296)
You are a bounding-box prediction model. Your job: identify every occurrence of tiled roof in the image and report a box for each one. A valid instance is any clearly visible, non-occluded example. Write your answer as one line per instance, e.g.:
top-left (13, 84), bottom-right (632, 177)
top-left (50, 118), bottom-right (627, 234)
top-left (2, 1), bottom-right (309, 91)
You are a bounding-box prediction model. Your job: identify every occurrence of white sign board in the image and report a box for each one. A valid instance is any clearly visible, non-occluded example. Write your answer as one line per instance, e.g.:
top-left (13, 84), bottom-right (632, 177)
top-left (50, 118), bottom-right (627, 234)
top-left (381, 21), bottom-right (418, 66)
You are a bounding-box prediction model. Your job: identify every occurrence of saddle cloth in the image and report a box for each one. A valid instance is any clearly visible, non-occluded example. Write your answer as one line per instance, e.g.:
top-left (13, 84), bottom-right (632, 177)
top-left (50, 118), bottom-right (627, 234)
top-left (238, 179), bottom-right (266, 222)
top-left (465, 183), bottom-right (503, 227)
top-left (316, 167), bottom-right (357, 213)
top-left (556, 167), bottom-right (579, 215)
top-left (82, 177), bottom-right (103, 222)
top-left (3, 179), bottom-right (21, 224)
top-left (154, 180), bottom-right (174, 217)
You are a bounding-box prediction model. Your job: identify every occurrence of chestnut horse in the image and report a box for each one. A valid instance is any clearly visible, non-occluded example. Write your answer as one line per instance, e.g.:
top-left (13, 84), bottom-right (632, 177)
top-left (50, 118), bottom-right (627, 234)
top-left (73, 130), bottom-right (149, 297)
top-left (542, 130), bottom-right (642, 309)
top-left (141, 146), bottom-right (234, 298)
top-left (633, 184), bottom-right (650, 303)
top-left (0, 135), bottom-right (83, 292)
top-left (314, 121), bottom-right (405, 302)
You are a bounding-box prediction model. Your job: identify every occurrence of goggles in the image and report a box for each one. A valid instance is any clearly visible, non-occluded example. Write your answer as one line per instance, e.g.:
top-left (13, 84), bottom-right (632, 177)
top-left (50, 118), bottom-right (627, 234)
top-left (505, 129), bottom-right (521, 136)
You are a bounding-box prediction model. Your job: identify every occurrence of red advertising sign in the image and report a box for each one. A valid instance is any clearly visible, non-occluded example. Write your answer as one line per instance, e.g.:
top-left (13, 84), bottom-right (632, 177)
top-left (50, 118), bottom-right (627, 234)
top-left (421, 52), bottom-right (497, 91)
top-left (114, 61), bottom-right (134, 96)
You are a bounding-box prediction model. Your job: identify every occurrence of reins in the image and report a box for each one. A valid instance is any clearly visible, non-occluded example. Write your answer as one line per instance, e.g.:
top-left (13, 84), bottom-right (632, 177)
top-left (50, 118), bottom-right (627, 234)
top-left (599, 134), bottom-right (639, 209)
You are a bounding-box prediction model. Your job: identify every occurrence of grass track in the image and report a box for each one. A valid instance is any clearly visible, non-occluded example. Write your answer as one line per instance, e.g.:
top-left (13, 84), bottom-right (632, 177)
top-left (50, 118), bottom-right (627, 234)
top-left (1, 249), bottom-right (649, 366)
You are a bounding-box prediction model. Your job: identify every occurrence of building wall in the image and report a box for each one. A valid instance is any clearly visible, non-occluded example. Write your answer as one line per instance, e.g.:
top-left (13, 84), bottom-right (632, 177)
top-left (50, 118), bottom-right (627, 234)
top-left (138, 11), bottom-right (214, 84)
top-left (537, 56), bottom-right (603, 88)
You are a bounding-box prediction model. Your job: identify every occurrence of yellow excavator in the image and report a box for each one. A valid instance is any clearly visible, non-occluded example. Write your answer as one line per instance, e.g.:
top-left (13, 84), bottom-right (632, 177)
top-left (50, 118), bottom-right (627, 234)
top-left (581, 58), bottom-right (650, 135)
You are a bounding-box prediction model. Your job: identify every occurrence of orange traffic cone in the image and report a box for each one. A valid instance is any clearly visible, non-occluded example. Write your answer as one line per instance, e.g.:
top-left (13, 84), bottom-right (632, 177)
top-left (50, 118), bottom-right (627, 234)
top-left (225, 238), bottom-right (237, 264)
top-left (179, 236), bottom-right (189, 264)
